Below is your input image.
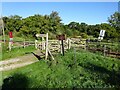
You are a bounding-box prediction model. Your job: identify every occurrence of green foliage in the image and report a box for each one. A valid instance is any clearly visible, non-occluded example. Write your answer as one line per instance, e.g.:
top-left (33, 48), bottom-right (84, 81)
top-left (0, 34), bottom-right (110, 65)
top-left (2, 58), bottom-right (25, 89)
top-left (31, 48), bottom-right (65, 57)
top-left (2, 50), bottom-right (120, 88)
top-left (108, 12), bottom-right (120, 29)
top-left (2, 11), bottom-right (119, 40)
top-left (80, 33), bottom-right (88, 38)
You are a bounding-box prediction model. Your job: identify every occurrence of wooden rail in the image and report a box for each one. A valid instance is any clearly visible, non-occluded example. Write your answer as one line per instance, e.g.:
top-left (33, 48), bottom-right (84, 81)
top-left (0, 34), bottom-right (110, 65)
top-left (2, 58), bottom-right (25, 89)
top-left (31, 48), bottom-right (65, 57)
top-left (7, 36), bottom-right (119, 59)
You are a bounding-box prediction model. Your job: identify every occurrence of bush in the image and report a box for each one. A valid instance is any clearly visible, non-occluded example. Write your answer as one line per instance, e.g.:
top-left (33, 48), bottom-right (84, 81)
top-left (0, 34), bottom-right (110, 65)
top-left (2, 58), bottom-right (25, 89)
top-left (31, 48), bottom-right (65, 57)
top-left (80, 33), bottom-right (88, 39)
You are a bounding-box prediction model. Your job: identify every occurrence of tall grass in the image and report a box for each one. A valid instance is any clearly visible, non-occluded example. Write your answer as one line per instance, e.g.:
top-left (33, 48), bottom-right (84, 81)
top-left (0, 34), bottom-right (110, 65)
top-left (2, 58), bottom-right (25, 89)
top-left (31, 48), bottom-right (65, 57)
top-left (2, 49), bottom-right (120, 88)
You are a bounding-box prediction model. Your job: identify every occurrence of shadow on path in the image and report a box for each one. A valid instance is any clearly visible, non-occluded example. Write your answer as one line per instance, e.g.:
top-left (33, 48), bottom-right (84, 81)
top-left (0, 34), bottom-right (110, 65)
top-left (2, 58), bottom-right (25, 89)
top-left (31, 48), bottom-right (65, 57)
top-left (31, 52), bottom-right (42, 60)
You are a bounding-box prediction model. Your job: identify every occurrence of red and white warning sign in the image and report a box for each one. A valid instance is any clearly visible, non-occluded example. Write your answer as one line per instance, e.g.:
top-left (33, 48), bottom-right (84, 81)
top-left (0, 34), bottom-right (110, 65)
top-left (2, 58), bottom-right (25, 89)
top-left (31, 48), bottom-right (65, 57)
top-left (9, 31), bottom-right (13, 42)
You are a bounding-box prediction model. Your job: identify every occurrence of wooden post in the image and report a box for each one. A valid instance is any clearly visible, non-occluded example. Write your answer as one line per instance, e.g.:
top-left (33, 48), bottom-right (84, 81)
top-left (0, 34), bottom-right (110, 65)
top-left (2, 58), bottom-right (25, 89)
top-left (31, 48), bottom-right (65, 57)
top-left (67, 39), bottom-right (69, 49)
top-left (61, 40), bottom-right (64, 56)
top-left (67, 38), bottom-right (71, 49)
top-left (48, 49), bottom-right (55, 60)
top-left (104, 45), bottom-right (106, 56)
top-left (45, 33), bottom-right (48, 60)
top-left (35, 40), bottom-right (38, 49)
top-left (9, 42), bottom-right (11, 51)
top-left (42, 37), bottom-right (45, 50)
top-left (59, 41), bottom-right (62, 54)
top-left (42, 37), bottom-right (43, 50)
top-left (86, 40), bottom-right (87, 50)
top-left (23, 39), bottom-right (25, 48)
top-left (28, 40), bottom-right (29, 46)
top-left (84, 40), bottom-right (86, 50)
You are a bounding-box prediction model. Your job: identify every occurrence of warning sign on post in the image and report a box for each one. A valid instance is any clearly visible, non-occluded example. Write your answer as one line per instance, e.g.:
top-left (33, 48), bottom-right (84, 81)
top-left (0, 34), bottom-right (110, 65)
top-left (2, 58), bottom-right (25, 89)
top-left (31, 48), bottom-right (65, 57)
top-left (9, 31), bottom-right (13, 42)
top-left (99, 30), bottom-right (105, 37)
top-left (9, 32), bottom-right (13, 38)
top-left (56, 34), bottom-right (65, 40)
top-left (98, 30), bottom-right (105, 41)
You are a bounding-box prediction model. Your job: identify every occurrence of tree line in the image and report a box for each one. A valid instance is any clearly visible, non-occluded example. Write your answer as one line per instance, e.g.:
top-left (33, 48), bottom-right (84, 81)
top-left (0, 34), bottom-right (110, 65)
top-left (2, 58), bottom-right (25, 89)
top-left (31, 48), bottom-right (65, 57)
top-left (2, 11), bottom-right (120, 41)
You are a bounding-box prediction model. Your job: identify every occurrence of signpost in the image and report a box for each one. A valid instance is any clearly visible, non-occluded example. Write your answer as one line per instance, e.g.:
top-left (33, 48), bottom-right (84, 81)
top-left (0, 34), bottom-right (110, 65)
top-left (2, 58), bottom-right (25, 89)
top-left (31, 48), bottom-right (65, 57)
top-left (9, 31), bottom-right (13, 51)
top-left (57, 34), bottom-right (65, 56)
top-left (36, 33), bottom-right (48, 60)
top-left (36, 34), bottom-right (46, 37)
top-left (98, 30), bottom-right (105, 41)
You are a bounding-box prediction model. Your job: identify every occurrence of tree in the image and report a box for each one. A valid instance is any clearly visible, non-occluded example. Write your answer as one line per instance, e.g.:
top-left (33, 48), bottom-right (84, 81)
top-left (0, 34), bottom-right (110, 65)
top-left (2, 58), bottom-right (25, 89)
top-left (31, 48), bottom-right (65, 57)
top-left (49, 11), bottom-right (62, 34)
top-left (108, 12), bottom-right (120, 29)
top-left (100, 23), bottom-right (117, 39)
top-left (3, 15), bottom-right (23, 33)
top-left (79, 23), bottom-right (88, 33)
top-left (108, 12), bottom-right (120, 40)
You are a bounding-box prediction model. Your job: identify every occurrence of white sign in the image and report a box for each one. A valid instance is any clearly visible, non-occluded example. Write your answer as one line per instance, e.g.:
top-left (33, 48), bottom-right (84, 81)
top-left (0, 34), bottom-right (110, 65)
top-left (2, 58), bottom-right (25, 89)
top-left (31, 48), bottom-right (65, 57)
top-left (36, 34), bottom-right (46, 37)
top-left (99, 30), bottom-right (105, 37)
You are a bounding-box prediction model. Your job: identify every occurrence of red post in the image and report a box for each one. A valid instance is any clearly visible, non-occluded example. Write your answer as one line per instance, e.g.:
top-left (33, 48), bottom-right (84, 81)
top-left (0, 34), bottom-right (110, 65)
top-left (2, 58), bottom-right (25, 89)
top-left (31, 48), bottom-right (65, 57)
top-left (9, 32), bottom-right (13, 43)
top-left (9, 31), bottom-right (13, 38)
top-left (8, 32), bottom-right (13, 51)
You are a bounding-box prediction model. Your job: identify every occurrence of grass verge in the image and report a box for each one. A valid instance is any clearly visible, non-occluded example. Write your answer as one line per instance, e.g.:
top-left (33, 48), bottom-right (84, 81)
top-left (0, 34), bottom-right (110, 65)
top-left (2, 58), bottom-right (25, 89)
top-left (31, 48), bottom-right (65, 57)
top-left (1, 49), bottom-right (120, 88)
top-left (1, 45), bottom-right (36, 60)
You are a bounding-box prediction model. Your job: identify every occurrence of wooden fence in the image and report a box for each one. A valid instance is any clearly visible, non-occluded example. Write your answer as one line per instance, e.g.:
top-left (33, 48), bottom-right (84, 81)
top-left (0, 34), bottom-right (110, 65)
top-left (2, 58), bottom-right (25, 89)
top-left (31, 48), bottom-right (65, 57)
top-left (86, 41), bottom-right (120, 59)
top-left (9, 37), bottom-right (120, 59)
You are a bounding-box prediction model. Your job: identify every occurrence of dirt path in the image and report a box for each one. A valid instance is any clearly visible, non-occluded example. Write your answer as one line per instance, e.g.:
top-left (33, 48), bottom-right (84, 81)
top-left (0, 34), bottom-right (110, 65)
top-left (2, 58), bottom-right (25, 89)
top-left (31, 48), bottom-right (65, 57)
top-left (0, 50), bottom-right (44, 72)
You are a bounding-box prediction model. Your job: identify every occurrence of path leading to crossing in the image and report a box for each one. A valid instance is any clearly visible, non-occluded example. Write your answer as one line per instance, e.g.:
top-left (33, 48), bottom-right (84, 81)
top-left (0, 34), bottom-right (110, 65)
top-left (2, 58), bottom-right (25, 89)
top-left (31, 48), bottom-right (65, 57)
top-left (0, 50), bottom-right (44, 72)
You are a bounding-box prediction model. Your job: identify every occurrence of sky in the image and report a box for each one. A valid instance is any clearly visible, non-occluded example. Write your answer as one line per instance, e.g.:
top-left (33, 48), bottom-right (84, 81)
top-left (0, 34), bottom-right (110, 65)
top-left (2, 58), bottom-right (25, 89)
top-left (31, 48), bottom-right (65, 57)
top-left (2, 2), bottom-right (118, 25)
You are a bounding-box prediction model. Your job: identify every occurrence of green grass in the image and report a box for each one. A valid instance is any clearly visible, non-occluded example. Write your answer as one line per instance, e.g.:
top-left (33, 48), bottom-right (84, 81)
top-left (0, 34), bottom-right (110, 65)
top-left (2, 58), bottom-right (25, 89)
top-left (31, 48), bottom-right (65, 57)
top-left (0, 35), bottom-right (35, 42)
top-left (1, 45), bottom-right (36, 60)
top-left (1, 49), bottom-right (120, 88)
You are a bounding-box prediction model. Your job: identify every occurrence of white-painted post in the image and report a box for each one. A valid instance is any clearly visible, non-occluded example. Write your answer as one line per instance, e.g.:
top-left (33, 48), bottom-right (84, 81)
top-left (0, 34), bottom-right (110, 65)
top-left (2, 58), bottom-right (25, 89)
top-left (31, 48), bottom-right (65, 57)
top-left (9, 42), bottom-right (12, 51)
top-left (68, 38), bottom-right (71, 49)
top-left (42, 37), bottom-right (45, 50)
top-left (42, 37), bottom-right (43, 50)
top-left (35, 40), bottom-right (38, 49)
top-left (0, 43), bottom-right (1, 48)
top-left (45, 33), bottom-right (48, 60)
top-left (66, 38), bottom-right (69, 49)
top-left (48, 49), bottom-right (55, 60)
top-left (84, 40), bottom-right (86, 50)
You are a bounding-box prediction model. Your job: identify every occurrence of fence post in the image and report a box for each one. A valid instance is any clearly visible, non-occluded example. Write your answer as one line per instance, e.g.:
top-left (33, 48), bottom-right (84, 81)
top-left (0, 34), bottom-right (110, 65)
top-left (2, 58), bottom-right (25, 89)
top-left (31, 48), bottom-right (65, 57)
top-left (23, 39), bottom-right (25, 48)
top-left (9, 42), bottom-right (12, 51)
top-left (68, 38), bottom-right (71, 49)
top-left (85, 40), bottom-right (87, 50)
top-left (84, 40), bottom-right (86, 50)
top-left (45, 33), bottom-right (48, 60)
top-left (42, 37), bottom-right (45, 50)
top-left (104, 45), bottom-right (106, 56)
top-left (35, 40), bottom-right (38, 49)
top-left (59, 40), bottom-right (62, 54)
top-left (61, 40), bottom-right (64, 56)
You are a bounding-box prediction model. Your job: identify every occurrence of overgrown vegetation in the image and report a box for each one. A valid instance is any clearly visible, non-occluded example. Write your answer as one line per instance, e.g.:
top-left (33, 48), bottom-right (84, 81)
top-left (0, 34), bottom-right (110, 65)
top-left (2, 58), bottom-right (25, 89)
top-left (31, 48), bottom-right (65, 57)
top-left (1, 50), bottom-right (120, 88)
top-left (2, 11), bottom-right (120, 41)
